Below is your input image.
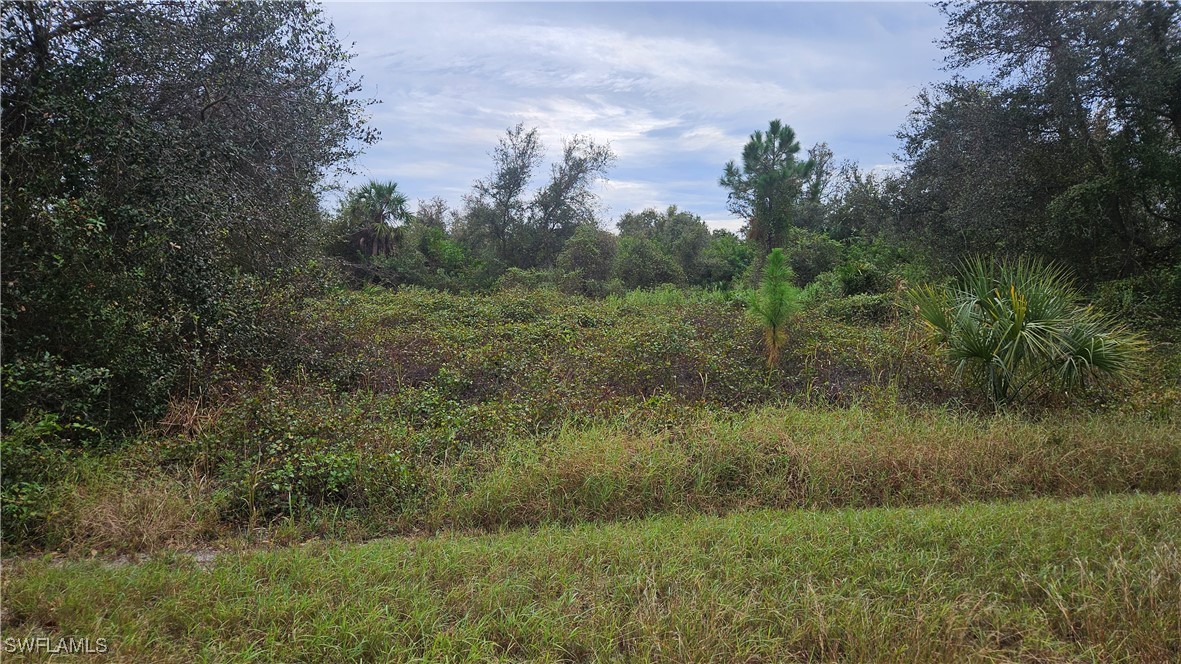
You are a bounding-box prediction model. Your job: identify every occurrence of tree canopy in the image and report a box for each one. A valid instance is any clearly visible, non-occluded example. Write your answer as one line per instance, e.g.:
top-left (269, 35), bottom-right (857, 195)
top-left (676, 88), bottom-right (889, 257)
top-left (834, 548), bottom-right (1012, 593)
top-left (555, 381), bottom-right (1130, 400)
top-left (720, 120), bottom-right (816, 257)
top-left (898, 1), bottom-right (1181, 278)
top-left (1, 1), bottom-right (375, 432)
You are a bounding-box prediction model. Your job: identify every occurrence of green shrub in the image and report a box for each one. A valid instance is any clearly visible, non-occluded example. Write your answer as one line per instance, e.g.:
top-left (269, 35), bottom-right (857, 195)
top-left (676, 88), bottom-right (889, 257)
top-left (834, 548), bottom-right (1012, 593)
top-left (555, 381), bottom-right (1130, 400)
top-left (786, 229), bottom-right (842, 286)
top-left (0, 412), bottom-right (109, 547)
top-left (800, 270), bottom-right (845, 304)
top-left (613, 237), bottom-right (686, 289)
top-left (1093, 263), bottom-right (1181, 340)
top-left (821, 293), bottom-right (897, 325)
top-left (837, 259), bottom-right (893, 295)
top-left (909, 256), bottom-right (1146, 408)
top-left (179, 378), bottom-right (418, 523)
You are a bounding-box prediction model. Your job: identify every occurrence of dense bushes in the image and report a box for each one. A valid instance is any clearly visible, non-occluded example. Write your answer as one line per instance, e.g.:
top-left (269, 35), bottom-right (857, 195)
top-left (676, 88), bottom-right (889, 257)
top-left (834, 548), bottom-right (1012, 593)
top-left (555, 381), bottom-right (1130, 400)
top-left (1, 3), bottom-right (372, 438)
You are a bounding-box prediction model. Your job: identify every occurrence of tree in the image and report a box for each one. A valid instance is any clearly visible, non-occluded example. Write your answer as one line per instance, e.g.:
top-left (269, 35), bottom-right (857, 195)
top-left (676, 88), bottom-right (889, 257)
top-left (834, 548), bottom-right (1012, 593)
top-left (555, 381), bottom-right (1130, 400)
top-left (719, 120), bottom-right (816, 257)
top-left (825, 163), bottom-right (904, 243)
top-left (1, 1), bottom-right (374, 433)
top-left (334, 181), bottom-right (410, 257)
top-left (460, 125), bottom-right (614, 271)
top-left (529, 136), bottom-right (615, 267)
top-left (613, 237), bottom-right (685, 290)
top-left (462, 124), bottom-right (544, 267)
top-left (699, 230), bottom-right (752, 288)
top-left (617, 205), bottom-right (712, 284)
top-left (909, 256), bottom-right (1144, 408)
top-left (414, 196), bottom-right (453, 231)
top-left (748, 248), bottom-right (801, 367)
top-left (899, 2), bottom-right (1181, 279)
top-left (557, 224), bottom-right (617, 284)
top-left (796, 142), bottom-right (837, 233)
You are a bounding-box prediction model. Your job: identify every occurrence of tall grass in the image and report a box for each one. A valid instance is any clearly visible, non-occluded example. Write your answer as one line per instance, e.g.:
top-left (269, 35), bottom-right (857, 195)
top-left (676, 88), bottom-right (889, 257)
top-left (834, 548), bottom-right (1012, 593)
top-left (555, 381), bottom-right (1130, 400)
top-left (436, 405), bottom-right (1181, 529)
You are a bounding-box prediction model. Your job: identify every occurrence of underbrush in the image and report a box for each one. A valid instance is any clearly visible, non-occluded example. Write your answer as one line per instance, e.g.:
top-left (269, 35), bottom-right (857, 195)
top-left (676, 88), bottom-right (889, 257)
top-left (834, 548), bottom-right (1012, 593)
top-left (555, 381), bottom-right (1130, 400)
top-left (15, 403), bottom-right (1179, 555)
top-left (436, 405), bottom-right (1181, 528)
top-left (4, 494), bottom-right (1178, 662)
top-left (5, 286), bottom-right (1174, 553)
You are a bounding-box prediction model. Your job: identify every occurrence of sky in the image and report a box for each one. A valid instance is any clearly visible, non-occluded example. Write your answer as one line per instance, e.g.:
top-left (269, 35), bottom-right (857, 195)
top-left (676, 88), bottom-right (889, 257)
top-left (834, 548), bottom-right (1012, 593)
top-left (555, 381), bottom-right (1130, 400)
top-left (319, 1), bottom-right (954, 233)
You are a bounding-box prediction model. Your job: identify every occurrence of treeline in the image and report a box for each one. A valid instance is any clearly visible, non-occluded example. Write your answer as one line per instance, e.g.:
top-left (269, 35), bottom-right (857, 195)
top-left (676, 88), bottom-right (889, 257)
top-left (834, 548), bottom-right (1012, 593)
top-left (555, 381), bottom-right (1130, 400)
top-left (325, 124), bottom-right (914, 299)
top-left (2, 1), bottom-right (1179, 440)
top-left (327, 2), bottom-right (1181, 296)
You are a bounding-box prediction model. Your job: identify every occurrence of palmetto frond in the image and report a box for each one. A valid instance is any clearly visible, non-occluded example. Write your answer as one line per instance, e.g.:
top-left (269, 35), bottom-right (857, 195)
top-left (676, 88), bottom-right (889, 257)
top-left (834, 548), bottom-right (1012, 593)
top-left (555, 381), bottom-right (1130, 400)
top-left (909, 256), bottom-right (1144, 407)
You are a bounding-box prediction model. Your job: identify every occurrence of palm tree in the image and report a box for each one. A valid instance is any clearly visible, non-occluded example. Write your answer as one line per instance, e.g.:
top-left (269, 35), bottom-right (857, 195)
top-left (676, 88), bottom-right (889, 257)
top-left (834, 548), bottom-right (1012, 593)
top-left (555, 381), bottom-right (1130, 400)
top-left (341, 181), bottom-right (409, 256)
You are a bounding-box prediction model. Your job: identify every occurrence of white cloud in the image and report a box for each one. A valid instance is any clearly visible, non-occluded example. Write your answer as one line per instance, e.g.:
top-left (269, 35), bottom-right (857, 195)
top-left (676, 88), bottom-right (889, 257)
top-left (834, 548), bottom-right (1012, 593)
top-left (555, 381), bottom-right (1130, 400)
top-left (320, 2), bottom-right (950, 229)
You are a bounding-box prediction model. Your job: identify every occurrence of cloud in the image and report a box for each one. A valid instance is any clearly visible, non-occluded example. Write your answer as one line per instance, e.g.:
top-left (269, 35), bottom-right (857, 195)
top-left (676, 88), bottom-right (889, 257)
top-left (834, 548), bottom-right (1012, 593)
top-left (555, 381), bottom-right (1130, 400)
top-left (320, 2), bottom-right (949, 229)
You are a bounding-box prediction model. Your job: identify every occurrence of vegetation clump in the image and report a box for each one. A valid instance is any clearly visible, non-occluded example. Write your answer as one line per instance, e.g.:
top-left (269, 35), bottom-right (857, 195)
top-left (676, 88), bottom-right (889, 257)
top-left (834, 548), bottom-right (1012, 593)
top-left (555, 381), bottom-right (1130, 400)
top-left (748, 248), bottom-right (802, 366)
top-left (909, 257), bottom-right (1145, 407)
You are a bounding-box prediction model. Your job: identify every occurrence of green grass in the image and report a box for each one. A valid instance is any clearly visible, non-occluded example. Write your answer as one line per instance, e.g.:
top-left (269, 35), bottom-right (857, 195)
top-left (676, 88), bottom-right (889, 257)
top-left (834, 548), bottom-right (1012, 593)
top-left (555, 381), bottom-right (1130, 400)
top-left (435, 405), bottom-right (1181, 529)
top-left (3, 494), bottom-right (1179, 662)
top-left (25, 404), bottom-right (1180, 554)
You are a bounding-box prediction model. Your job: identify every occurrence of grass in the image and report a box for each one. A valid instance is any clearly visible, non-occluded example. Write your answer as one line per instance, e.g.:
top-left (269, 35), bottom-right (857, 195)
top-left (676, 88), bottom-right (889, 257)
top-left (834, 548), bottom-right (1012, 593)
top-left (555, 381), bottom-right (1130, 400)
top-left (434, 405), bottom-right (1181, 530)
top-left (3, 286), bottom-right (1178, 661)
top-left (21, 404), bottom-right (1180, 554)
top-left (3, 493), bottom-right (1178, 662)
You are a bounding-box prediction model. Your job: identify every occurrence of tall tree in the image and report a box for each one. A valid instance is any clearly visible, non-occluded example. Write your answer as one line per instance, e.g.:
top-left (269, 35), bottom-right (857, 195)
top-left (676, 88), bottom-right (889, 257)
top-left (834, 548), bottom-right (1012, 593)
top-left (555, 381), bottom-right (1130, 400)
top-left (1, 1), bottom-right (375, 432)
top-left (529, 135), bottom-right (615, 267)
top-left (461, 125), bottom-right (613, 270)
top-left (719, 119), bottom-right (815, 256)
top-left (463, 124), bottom-right (544, 266)
top-left (900, 1), bottom-right (1181, 278)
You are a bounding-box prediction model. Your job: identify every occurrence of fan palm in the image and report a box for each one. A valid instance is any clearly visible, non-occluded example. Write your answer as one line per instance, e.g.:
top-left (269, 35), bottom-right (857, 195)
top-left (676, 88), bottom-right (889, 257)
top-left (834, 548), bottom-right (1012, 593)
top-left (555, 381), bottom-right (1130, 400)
top-left (909, 256), bottom-right (1144, 407)
top-left (342, 181), bottom-right (409, 256)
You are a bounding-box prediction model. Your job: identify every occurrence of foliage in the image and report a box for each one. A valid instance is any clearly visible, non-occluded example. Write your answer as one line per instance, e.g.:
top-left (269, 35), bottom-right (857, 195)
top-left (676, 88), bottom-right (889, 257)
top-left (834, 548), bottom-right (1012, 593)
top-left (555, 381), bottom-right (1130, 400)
top-left (720, 120), bottom-right (817, 257)
top-left (1, 1), bottom-right (373, 435)
top-left (617, 205), bottom-right (713, 283)
top-left (1093, 262), bottom-right (1181, 341)
top-left (699, 229), bottom-right (752, 288)
top-left (459, 124), bottom-right (615, 271)
top-left (328, 180), bottom-right (410, 259)
top-left (555, 224), bottom-right (618, 295)
top-left (909, 256), bottom-right (1146, 407)
top-left (0, 413), bottom-right (76, 545)
top-left (899, 2), bottom-right (1181, 278)
top-left (747, 249), bottom-right (801, 366)
top-left (819, 293), bottom-right (897, 326)
top-left (785, 228), bottom-right (843, 287)
top-left (449, 406), bottom-right (1181, 527)
top-left (612, 236), bottom-right (686, 289)
top-left (836, 259), bottom-right (893, 296)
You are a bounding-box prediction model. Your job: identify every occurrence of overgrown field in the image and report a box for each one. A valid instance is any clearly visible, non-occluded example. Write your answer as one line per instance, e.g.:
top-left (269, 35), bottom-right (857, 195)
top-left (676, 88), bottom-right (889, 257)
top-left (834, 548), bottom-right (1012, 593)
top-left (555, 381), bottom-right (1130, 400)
top-left (2, 287), bottom-right (1179, 661)
top-left (5, 287), bottom-right (1178, 552)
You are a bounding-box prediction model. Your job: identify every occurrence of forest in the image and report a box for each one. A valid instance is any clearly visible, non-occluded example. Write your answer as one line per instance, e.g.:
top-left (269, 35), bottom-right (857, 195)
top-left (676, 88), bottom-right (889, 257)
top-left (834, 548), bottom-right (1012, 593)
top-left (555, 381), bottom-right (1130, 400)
top-left (1, 2), bottom-right (1179, 661)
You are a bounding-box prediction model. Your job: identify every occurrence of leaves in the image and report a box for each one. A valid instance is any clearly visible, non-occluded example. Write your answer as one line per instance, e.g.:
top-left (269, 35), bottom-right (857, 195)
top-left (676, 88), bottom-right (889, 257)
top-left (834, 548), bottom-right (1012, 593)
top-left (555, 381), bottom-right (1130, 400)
top-left (748, 249), bottom-right (802, 367)
top-left (909, 256), bottom-right (1146, 407)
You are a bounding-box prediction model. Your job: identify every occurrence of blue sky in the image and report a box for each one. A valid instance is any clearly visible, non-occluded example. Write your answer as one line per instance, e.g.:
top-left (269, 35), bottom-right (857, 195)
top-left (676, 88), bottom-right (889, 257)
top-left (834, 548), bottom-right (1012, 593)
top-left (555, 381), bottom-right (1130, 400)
top-left (320, 1), bottom-right (952, 232)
